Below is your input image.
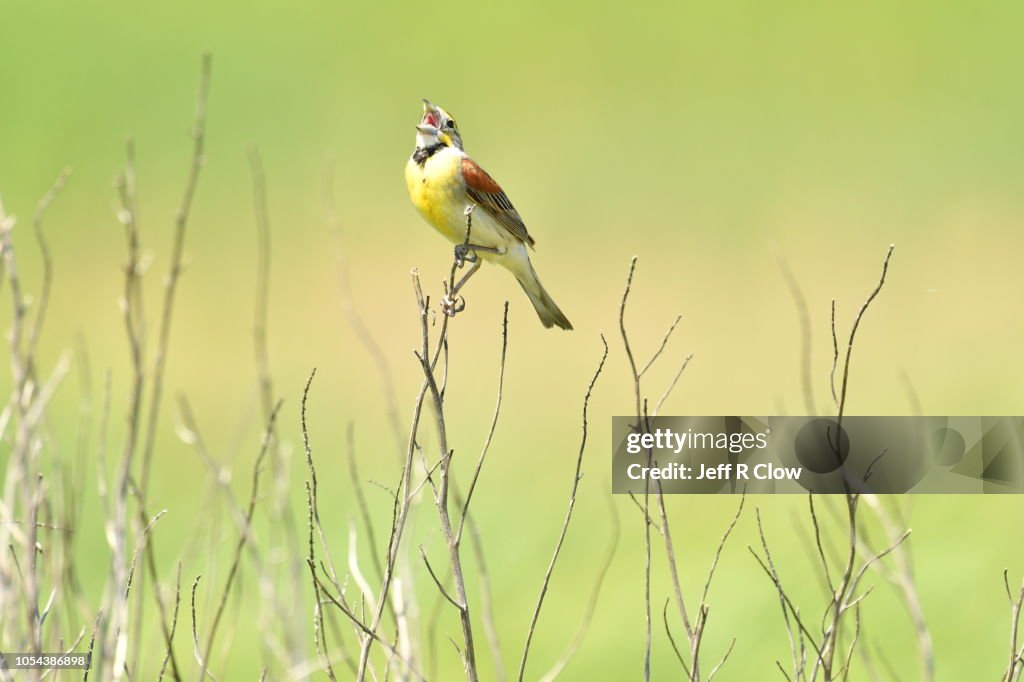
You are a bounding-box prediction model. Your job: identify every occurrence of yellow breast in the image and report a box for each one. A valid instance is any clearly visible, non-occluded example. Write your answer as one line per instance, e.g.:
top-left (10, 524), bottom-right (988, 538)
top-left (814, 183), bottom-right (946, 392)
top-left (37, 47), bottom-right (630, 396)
top-left (405, 147), bottom-right (469, 244)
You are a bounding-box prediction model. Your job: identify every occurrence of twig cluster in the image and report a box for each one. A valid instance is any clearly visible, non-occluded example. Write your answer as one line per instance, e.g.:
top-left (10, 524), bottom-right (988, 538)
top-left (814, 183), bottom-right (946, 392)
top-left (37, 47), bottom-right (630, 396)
top-left (617, 256), bottom-right (742, 682)
top-left (751, 246), bottom-right (914, 681)
top-left (294, 209), bottom-right (617, 682)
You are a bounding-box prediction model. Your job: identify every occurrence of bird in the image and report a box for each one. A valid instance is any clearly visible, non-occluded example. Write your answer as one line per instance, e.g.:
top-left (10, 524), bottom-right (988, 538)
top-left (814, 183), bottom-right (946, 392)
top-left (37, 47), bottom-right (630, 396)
top-left (405, 100), bottom-right (572, 330)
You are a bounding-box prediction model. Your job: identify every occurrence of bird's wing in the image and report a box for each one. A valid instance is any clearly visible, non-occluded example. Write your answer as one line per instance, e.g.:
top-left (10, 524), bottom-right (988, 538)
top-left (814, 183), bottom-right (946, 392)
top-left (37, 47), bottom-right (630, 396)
top-left (461, 157), bottom-right (535, 247)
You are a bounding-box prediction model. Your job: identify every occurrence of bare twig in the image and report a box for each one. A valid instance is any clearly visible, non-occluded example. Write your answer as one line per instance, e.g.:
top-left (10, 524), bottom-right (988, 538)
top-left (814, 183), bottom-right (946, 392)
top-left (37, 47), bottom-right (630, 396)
top-left (653, 353), bottom-right (694, 417)
top-left (639, 314), bottom-right (682, 378)
top-left (27, 167), bottom-right (72, 377)
top-left (354, 263), bottom-right (458, 681)
top-left (700, 495), bottom-right (747, 608)
top-left (619, 257), bottom-right (642, 422)
top-left (778, 257), bottom-right (817, 415)
top-left (537, 493), bottom-right (620, 682)
top-left (463, 508), bottom-right (506, 682)
top-left (862, 497), bottom-right (932, 681)
top-left (305, 484), bottom-right (338, 682)
top-left (836, 245), bottom-right (895, 428)
top-left (324, 158), bottom-right (405, 458)
top-left (347, 422), bottom-right (384, 582)
top-left (419, 546), bottom-right (460, 608)
top-left (1004, 572), bottom-right (1024, 682)
top-left (139, 51), bottom-right (212, 495)
top-left (300, 370), bottom-right (342, 590)
top-left (820, 246), bottom-right (895, 679)
top-left (315, 575), bottom-right (427, 681)
top-left (455, 301), bottom-right (509, 545)
top-left (755, 246), bottom-right (898, 682)
top-left (81, 610), bottom-right (102, 682)
top-left (198, 401), bottom-right (282, 680)
top-left (190, 576), bottom-right (206, 675)
top-left (128, 57), bottom-right (211, 678)
top-left (663, 599), bottom-right (692, 678)
top-left (616, 258), bottom-right (652, 682)
top-left (706, 638), bottom-right (737, 681)
top-left (829, 300), bottom-right (839, 409)
top-left (517, 335), bottom-right (609, 682)
top-left (414, 299), bottom-right (479, 681)
top-left (808, 495), bottom-right (834, 591)
top-left (157, 564), bottom-right (183, 682)
top-left (625, 493), bottom-right (661, 533)
top-left (248, 146), bottom-right (274, 421)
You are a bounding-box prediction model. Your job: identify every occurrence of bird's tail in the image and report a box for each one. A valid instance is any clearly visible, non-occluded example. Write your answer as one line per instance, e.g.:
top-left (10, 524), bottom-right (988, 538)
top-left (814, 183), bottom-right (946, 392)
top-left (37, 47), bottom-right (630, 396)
top-left (514, 262), bottom-right (573, 330)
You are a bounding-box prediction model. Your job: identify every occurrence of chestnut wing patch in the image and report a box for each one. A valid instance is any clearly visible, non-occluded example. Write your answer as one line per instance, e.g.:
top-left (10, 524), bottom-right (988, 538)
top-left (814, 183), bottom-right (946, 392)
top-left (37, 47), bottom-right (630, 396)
top-left (461, 158), bottom-right (535, 247)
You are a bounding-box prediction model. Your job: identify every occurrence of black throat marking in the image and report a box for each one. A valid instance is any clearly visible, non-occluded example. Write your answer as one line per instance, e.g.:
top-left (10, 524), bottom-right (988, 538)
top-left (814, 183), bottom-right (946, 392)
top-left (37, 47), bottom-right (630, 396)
top-left (413, 143), bottom-right (445, 166)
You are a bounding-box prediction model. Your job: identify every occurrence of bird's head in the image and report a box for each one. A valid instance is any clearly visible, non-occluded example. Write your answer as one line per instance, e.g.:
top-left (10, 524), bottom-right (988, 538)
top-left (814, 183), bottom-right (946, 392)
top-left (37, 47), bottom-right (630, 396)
top-left (416, 99), bottom-right (463, 150)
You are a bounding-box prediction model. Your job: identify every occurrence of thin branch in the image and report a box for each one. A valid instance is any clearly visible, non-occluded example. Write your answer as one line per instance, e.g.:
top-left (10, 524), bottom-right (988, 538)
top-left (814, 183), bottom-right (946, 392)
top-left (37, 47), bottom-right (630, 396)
top-left (699, 494), bottom-right (747, 608)
top-left (619, 257), bottom-right (642, 422)
top-left (816, 245), bottom-right (895, 678)
top-left (517, 335), bottom-right (609, 682)
top-left (464, 510), bottom-right (507, 682)
top-left (300, 370), bottom-right (342, 591)
top-left (653, 353), bottom-right (694, 417)
top-left (809, 494), bottom-right (834, 591)
top-left (639, 314), bottom-right (682, 378)
top-left (616, 257), bottom-right (652, 682)
top-left (190, 576), bottom-right (207, 677)
top-left (355, 267), bottom-right (445, 681)
top-left (830, 299), bottom-right (839, 409)
top-left (456, 301), bottom-right (509, 545)
top-left (411, 228), bottom-right (486, 682)
top-left (654, 473), bottom-right (693, 647)
top-left (139, 51), bottom-right (212, 495)
top-left (130, 57), bottom-right (211, 677)
top-left (124, 509), bottom-right (167, 599)
top-left (662, 599), bottom-right (692, 678)
top-left (248, 146), bottom-right (274, 421)
top-left (315, 574), bottom-right (427, 682)
top-left (347, 422), bottom-right (384, 582)
top-left (82, 610), bottom-right (102, 682)
top-left (750, 508), bottom-right (823, 672)
top-left (778, 257), bottom-right (817, 415)
top-left (157, 563), bottom-right (183, 682)
top-left (706, 638), bottom-right (737, 682)
top-left (419, 546), bottom-right (460, 609)
top-left (198, 401), bottom-right (282, 680)
top-left (845, 529), bottom-right (911, 603)
top-left (27, 167), bottom-right (73, 376)
top-left (305, 484), bottom-right (338, 682)
top-left (133, 495), bottom-right (182, 681)
top-left (537, 494), bottom-right (620, 682)
top-left (1004, 573), bottom-right (1024, 682)
top-left (836, 245), bottom-right (895, 427)
top-left (324, 158), bottom-right (405, 459)
top-left (625, 493), bottom-right (661, 533)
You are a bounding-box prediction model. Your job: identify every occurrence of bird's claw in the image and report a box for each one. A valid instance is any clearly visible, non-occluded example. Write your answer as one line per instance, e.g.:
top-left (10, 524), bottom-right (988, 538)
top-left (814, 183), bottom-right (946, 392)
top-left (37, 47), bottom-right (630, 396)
top-left (441, 293), bottom-right (466, 317)
top-left (453, 243), bottom-right (477, 269)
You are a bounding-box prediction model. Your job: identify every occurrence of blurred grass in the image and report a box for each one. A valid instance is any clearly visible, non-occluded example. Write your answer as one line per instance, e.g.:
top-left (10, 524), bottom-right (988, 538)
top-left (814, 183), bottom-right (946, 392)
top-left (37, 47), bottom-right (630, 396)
top-left (3, 0), bottom-right (1024, 679)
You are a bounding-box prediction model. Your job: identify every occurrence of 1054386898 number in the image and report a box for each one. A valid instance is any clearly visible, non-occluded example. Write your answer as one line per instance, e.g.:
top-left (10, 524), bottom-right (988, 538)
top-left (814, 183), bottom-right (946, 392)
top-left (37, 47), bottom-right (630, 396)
top-left (0, 653), bottom-right (91, 670)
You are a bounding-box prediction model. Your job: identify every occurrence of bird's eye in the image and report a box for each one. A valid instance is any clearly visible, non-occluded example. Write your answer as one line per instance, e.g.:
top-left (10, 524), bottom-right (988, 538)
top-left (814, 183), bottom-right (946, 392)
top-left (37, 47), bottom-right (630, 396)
top-left (446, 120), bottom-right (456, 129)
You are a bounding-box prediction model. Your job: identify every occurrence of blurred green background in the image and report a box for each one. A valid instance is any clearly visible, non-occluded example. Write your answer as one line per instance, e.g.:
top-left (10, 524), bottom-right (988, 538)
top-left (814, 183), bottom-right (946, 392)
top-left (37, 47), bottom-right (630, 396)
top-left (3, 0), bottom-right (1024, 679)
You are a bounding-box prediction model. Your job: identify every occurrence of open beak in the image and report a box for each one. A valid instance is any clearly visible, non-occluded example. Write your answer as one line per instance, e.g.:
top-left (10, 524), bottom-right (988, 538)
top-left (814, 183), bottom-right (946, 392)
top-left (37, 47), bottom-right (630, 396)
top-left (419, 98), bottom-right (441, 131)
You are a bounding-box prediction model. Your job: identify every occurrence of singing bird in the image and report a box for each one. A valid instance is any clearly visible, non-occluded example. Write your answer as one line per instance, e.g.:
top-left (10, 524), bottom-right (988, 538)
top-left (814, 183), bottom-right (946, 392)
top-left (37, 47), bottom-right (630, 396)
top-left (405, 100), bottom-right (572, 330)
